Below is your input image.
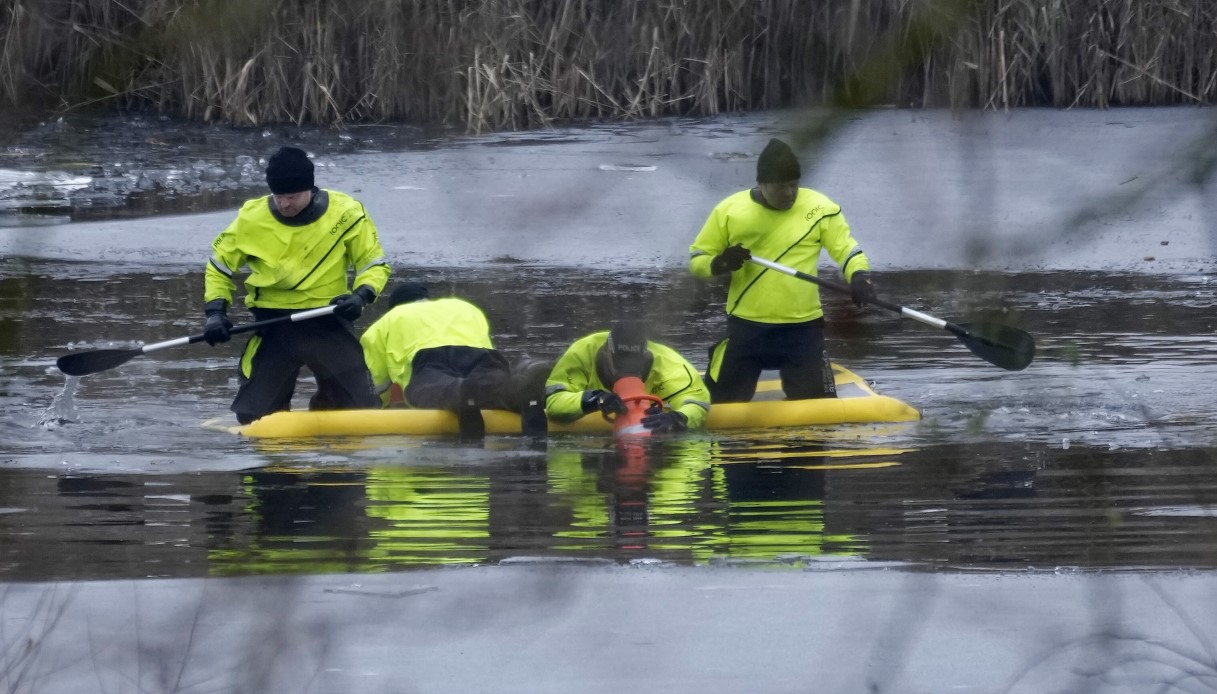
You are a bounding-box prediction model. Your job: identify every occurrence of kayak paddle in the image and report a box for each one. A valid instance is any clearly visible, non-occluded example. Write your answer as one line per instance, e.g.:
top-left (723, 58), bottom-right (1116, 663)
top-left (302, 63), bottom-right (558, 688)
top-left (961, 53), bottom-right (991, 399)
top-left (747, 255), bottom-right (1035, 371)
top-left (56, 305), bottom-right (338, 376)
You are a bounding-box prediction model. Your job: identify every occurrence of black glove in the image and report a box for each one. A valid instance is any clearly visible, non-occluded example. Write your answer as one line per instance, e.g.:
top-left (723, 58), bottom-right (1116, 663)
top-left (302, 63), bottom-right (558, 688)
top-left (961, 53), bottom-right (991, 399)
top-left (581, 389), bottom-right (627, 416)
top-left (642, 405), bottom-right (688, 433)
top-left (330, 285), bottom-right (377, 321)
top-left (710, 244), bottom-right (751, 275)
top-left (850, 271), bottom-right (877, 308)
top-left (203, 299), bottom-right (232, 346)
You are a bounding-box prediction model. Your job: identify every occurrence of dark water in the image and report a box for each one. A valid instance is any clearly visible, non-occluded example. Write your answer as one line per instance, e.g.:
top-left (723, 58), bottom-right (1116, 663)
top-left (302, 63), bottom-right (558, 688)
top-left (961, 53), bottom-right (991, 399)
top-left (3, 258), bottom-right (1216, 581)
top-left (2, 109), bottom-right (1217, 582)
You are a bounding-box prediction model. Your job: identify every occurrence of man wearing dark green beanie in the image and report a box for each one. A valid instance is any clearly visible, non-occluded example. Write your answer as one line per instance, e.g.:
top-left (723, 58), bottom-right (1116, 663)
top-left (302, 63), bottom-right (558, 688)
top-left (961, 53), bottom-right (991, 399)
top-left (688, 137), bottom-right (877, 403)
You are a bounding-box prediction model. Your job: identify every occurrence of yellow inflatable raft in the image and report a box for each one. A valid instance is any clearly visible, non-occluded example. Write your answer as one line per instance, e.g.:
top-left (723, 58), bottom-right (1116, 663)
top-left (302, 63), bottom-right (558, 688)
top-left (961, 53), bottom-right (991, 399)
top-left (202, 364), bottom-right (918, 438)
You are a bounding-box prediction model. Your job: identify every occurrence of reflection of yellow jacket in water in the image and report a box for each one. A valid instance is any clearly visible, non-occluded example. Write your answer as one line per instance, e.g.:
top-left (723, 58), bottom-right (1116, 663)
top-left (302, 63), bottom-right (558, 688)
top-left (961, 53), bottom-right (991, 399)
top-left (205, 190), bottom-right (391, 309)
top-left (688, 188), bottom-right (870, 323)
top-left (546, 440), bottom-right (719, 556)
top-left (360, 298), bottom-right (495, 406)
top-left (544, 331), bottom-right (711, 429)
top-left (364, 467), bottom-right (490, 565)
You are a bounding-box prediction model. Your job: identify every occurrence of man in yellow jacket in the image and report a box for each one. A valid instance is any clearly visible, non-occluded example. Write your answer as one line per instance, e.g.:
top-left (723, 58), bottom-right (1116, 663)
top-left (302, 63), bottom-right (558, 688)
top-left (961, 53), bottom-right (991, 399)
top-left (545, 321), bottom-right (710, 433)
top-left (360, 282), bottom-right (546, 438)
top-left (689, 137), bottom-right (878, 403)
top-left (202, 146), bottom-right (390, 424)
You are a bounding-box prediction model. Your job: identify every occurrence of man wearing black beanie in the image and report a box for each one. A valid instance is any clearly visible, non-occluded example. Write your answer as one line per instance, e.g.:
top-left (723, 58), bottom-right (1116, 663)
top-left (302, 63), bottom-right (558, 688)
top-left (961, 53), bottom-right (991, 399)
top-left (688, 137), bottom-right (877, 403)
top-left (201, 146), bottom-right (391, 423)
top-left (543, 319), bottom-right (711, 433)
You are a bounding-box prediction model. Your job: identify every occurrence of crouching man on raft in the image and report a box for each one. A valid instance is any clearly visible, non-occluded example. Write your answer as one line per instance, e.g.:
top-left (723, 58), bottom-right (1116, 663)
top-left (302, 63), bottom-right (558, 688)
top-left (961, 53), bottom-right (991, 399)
top-left (360, 282), bottom-right (549, 439)
top-left (544, 321), bottom-right (710, 435)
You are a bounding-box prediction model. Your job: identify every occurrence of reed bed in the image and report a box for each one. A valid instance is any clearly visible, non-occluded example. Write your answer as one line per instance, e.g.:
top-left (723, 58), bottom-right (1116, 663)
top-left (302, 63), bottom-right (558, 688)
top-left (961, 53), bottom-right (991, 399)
top-left (3, 0), bottom-right (1217, 132)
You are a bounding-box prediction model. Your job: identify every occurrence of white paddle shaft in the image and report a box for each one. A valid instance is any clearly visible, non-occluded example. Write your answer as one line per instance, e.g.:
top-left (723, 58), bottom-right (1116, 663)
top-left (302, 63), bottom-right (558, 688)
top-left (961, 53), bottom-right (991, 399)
top-left (747, 255), bottom-right (947, 330)
top-left (141, 305), bottom-right (338, 354)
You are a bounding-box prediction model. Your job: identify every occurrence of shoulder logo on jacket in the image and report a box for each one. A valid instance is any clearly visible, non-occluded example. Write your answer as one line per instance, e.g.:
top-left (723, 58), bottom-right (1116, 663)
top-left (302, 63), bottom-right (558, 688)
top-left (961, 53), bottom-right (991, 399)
top-left (805, 205), bottom-right (824, 221)
top-left (330, 209), bottom-right (354, 236)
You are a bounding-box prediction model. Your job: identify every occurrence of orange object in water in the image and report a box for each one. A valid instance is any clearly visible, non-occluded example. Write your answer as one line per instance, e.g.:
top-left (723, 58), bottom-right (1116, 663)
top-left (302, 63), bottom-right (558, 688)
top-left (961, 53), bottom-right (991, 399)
top-left (610, 376), bottom-right (663, 438)
top-left (612, 376), bottom-right (659, 532)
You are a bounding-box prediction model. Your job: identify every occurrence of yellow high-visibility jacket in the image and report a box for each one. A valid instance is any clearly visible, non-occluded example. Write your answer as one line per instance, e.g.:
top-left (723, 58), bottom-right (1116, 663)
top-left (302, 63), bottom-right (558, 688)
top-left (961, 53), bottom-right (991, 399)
top-left (205, 190), bottom-right (390, 309)
top-left (545, 331), bottom-right (711, 429)
top-left (360, 298), bottom-right (495, 406)
top-left (689, 188), bottom-right (870, 323)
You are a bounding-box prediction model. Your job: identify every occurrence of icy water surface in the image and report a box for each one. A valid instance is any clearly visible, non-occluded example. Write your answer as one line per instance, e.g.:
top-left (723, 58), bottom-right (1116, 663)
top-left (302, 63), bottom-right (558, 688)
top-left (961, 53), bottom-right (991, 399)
top-left (0, 111), bottom-right (433, 225)
top-left (2, 108), bottom-right (1217, 580)
top-left (2, 261), bottom-right (1217, 580)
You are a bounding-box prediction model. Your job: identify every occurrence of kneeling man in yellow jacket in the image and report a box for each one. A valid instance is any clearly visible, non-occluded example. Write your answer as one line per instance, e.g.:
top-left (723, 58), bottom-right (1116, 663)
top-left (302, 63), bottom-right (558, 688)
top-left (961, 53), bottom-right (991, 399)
top-left (360, 283), bottom-right (536, 437)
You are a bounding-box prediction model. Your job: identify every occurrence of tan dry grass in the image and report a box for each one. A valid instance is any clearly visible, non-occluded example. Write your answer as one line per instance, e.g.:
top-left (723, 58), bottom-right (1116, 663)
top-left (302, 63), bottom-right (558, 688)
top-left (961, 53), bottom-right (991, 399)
top-left (2, 0), bottom-right (1216, 131)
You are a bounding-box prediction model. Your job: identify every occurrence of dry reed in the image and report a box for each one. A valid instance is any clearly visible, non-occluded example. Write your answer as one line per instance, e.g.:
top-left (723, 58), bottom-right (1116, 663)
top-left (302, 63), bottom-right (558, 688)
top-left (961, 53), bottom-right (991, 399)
top-left (3, 0), bottom-right (1217, 132)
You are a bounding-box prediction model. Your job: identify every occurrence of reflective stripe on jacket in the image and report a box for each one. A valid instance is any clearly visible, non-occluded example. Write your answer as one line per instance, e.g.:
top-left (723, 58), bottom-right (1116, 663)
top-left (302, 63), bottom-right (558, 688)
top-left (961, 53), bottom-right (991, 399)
top-left (205, 190), bottom-right (390, 309)
top-left (360, 298), bottom-right (495, 405)
top-left (544, 331), bottom-right (711, 429)
top-left (689, 187), bottom-right (870, 323)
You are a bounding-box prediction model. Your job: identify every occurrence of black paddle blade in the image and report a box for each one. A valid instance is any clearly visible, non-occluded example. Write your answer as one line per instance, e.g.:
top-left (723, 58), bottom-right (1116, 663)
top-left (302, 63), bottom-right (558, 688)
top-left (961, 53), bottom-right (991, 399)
top-left (56, 348), bottom-right (143, 376)
top-left (955, 322), bottom-right (1036, 371)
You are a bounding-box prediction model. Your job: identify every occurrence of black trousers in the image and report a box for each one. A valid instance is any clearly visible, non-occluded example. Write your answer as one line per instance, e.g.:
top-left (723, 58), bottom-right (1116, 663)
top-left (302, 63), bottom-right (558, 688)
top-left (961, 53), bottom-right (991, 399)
top-left (405, 346), bottom-right (513, 411)
top-left (705, 316), bottom-right (836, 403)
top-left (232, 310), bottom-right (379, 424)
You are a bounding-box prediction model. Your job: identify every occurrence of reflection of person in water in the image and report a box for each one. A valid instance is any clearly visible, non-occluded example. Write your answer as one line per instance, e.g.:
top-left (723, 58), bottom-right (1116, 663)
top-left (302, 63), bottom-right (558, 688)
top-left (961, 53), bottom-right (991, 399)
top-left (206, 444), bottom-right (955, 572)
top-left (225, 454), bottom-right (560, 569)
top-left (545, 438), bottom-right (716, 558)
top-left (219, 469), bottom-right (370, 574)
top-left (211, 465), bottom-right (496, 571)
top-left (719, 461), bottom-right (833, 557)
top-left (604, 440), bottom-right (652, 550)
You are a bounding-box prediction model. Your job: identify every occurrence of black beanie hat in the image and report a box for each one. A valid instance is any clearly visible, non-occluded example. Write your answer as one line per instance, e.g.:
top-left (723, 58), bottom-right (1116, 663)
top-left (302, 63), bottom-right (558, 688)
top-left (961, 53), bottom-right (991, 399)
top-left (756, 138), bottom-right (802, 183)
top-left (603, 319), bottom-right (652, 380)
top-left (608, 320), bottom-right (649, 357)
top-left (265, 146), bottom-right (315, 194)
top-left (389, 282), bottom-right (429, 307)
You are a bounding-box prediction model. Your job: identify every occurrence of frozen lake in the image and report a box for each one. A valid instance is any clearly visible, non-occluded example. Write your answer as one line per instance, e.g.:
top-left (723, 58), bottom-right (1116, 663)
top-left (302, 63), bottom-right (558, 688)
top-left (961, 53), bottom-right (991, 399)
top-left (1, 106), bottom-right (1216, 693)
